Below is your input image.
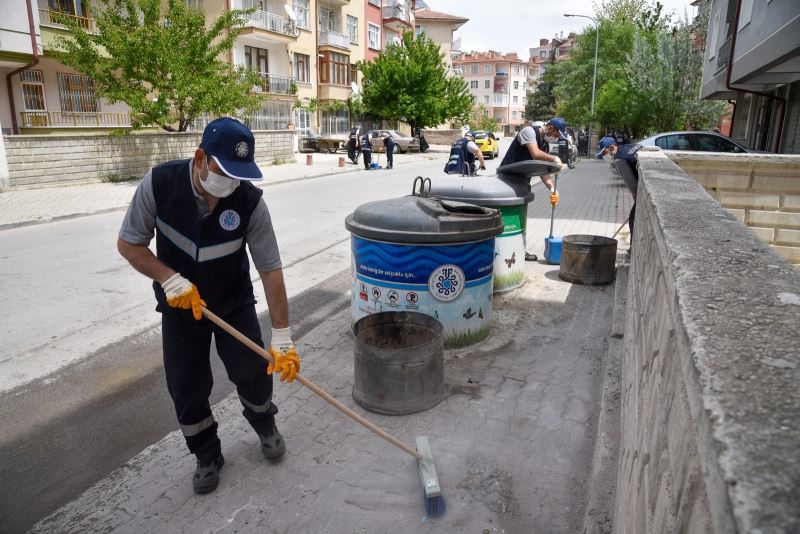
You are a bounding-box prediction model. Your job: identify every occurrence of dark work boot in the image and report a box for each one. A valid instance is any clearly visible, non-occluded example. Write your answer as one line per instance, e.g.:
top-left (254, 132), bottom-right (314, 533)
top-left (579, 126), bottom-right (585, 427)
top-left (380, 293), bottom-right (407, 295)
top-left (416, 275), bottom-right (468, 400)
top-left (259, 423), bottom-right (286, 460)
top-left (193, 453), bottom-right (224, 494)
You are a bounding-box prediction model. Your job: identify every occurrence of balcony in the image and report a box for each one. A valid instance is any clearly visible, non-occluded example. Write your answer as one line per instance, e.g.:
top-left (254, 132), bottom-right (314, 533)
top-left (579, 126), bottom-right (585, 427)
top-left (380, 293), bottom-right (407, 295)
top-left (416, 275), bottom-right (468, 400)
top-left (382, 5), bottom-right (412, 32)
top-left (322, 0), bottom-right (350, 6)
top-left (38, 8), bottom-right (96, 32)
top-left (20, 111), bottom-right (132, 128)
top-left (716, 36), bottom-right (732, 71)
top-left (319, 30), bottom-right (350, 51)
top-left (254, 73), bottom-right (296, 96)
top-left (241, 10), bottom-right (299, 42)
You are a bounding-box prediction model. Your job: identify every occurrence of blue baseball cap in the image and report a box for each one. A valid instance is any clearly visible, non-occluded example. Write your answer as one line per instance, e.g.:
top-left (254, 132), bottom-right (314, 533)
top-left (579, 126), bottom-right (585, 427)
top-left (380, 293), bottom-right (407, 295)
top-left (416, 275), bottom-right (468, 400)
top-left (200, 117), bottom-right (262, 180)
top-left (545, 117), bottom-right (568, 139)
top-left (595, 136), bottom-right (617, 159)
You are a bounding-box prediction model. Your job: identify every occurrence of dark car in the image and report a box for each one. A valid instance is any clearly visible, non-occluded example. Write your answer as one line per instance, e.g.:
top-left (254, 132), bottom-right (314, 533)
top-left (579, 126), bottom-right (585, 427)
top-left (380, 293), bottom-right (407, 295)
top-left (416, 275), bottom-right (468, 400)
top-left (638, 131), bottom-right (749, 153)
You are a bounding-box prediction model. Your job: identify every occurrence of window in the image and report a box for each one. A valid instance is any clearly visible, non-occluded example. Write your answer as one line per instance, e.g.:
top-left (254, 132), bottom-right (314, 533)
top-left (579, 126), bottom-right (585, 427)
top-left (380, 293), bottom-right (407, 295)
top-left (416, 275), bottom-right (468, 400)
top-left (319, 7), bottom-right (335, 32)
top-left (368, 23), bottom-right (380, 49)
top-left (21, 70), bottom-right (46, 111)
top-left (386, 30), bottom-right (400, 47)
top-left (185, 0), bottom-right (203, 8)
top-left (415, 24), bottom-right (424, 37)
top-left (368, 0), bottom-right (380, 6)
top-left (482, 95), bottom-right (489, 104)
top-left (319, 51), bottom-right (350, 85)
top-left (655, 134), bottom-right (693, 150)
top-left (522, 82), bottom-right (526, 91)
top-left (540, 51), bottom-right (546, 59)
top-left (347, 15), bottom-right (358, 44)
top-left (295, 108), bottom-right (312, 136)
top-left (493, 93), bottom-right (504, 104)
top-left (484, 64), bottom-right (492, 73)
top-left (244, 46), bottom-right (268, 76)
top-left (470, 80), bottom-right (478, 89)
top-left (513, 96), bottom-right (518, 105)
top-left (470, 65), bottom-right (479, 75)
top-left (294, 53), bottom-right (310, 83)
top-left (695, 134), bottom-right (744, 153)
top-left (513, 81), bottom-right (519, 89)
top-left (246, 100), bottom-right (292, 131)
top-left (513, 66), bottom-right (520, 74)
top-left (293, 0), bottom-right (309, 29)
top-left (57, 72), bottom-right (97, 112)
top-left (484, 80), bottom-right (490, 89)
top-left (738, 0), bottom-right (754, 30)
top-left (512, 111), bottom-right (518, 119)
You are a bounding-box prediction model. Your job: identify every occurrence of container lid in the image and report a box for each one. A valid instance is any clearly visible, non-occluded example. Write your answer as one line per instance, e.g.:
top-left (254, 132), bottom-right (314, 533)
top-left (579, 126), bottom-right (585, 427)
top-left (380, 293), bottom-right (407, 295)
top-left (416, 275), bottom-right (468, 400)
top-left (496, 160), bottom-right (560, 179)
top-left (429, 175), bottom-right (534, 206)
top-left (345, 195), bottom-right (503, 244)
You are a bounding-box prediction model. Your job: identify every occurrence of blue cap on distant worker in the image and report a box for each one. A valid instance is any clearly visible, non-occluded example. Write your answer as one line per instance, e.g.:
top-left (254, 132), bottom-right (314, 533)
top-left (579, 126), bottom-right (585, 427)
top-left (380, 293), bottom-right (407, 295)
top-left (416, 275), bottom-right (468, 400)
top-left (200, 117), bottom-right (263, 180)
top-left (595, 136), bottom-right (617, 159)
top-left (546, 117), bottom-right (568, 139)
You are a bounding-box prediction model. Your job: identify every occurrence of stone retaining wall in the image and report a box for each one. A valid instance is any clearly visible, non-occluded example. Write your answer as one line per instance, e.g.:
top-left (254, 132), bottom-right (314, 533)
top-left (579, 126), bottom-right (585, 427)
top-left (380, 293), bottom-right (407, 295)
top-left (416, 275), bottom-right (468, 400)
top-left (2, 130), bottom-right (294, 189)
top-left (421, 129), bottom-right (461, 146)
top-left (665, 152), bottom-right (800, 266)
top-left (615, 151), bottom-right (800, 533)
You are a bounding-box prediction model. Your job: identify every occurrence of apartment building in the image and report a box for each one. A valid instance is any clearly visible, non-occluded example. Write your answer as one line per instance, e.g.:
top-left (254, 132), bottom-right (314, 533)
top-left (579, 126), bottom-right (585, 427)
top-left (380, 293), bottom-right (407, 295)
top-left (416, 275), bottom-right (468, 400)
top-left (413, 7), bottom-right (468, 71)
top-left (454, 50), bottom-right (528, 135)
top-left (700, 0), bottom-right (800, 154)
top-left (527, 32), bottom-right (576, 90)
top-left (0, 0), bottom-right (417, 138)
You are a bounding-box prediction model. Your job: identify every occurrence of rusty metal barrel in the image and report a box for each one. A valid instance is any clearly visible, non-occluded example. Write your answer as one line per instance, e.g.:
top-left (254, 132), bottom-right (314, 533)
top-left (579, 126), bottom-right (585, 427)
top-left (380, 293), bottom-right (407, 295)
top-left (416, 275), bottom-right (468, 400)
top-left (352, 311), bottom-right (445, 415)
top-left (558, 235), bottom-right (618, 285)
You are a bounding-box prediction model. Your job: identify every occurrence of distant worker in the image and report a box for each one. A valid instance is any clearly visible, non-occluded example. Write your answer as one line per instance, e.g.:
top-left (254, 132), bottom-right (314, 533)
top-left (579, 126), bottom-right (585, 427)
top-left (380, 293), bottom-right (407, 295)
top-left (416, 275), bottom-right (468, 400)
top-left (347, 125), bottom-right (362, 164)
top-left (381, 132), bottom-right (395, 169)
top-left (444, 132), bottom-right (485, 176)
top-left (360, 133), bottom-right (373, 170)
top-left (499, 117), bottom-right (568, 261)
top-left (596, 135), bottom-right (643, 248)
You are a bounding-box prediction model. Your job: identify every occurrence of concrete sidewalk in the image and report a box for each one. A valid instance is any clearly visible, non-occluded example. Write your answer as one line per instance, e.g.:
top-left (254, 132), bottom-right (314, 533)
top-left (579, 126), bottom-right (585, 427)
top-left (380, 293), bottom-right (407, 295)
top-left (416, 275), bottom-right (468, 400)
top-left (28, 160), bottom-right (633, 533)
top-left (0, 147), bottom-right (449, 230)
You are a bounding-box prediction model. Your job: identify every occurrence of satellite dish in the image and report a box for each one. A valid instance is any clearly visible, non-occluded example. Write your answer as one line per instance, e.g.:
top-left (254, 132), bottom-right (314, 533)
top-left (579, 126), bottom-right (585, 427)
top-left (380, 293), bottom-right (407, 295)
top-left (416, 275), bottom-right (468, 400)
top-left (284, 4), bottom-right (296, 20)
top-left (351, 82), bottom-right (361, 95)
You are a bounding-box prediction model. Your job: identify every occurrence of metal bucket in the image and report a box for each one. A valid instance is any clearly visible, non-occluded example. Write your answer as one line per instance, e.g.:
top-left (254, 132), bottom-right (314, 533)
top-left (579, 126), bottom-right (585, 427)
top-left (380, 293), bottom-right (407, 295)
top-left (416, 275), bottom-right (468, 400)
top-left (559, 235), bottom-right (618, 285)
top-left (352, 311), bottom-right (445, 415)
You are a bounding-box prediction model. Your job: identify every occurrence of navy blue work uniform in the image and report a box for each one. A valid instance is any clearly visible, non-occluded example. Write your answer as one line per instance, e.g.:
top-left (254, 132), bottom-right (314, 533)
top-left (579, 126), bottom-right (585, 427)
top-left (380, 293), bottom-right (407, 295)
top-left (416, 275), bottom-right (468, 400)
top-left (360, 136), bottom-right (372, 169)
top-left (383, 135), bottom-right (394, 169)
top-left (499, 126), bottom-right (549, 166)
top-left (611, 144), bottom-right (642, 236)
top-left (444, 137), bottom-right (475, 175)
top-left (152, 159), bottom-right (277, 463)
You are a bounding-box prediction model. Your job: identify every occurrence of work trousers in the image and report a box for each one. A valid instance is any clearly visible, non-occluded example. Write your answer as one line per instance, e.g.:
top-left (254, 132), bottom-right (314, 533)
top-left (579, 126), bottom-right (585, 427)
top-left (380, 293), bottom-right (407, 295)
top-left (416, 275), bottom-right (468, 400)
top-left (362, 149), bottom-right (372, 169)
top-left (385, 143), bottom-right (394, 167)
top-left (162, 304), bottom-right (277, 462)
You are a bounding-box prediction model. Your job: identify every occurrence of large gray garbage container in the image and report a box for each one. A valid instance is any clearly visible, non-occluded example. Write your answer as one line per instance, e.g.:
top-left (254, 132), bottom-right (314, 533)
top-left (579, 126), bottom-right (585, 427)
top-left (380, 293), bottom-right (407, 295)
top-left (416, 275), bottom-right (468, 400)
top-left (345, 187), bottom-right (502, 349)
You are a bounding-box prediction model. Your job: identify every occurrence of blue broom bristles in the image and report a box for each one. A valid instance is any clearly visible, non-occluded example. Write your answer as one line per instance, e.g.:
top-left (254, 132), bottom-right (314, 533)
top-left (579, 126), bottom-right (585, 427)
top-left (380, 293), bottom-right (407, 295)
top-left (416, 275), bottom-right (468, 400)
top-left (424, 494), bottom-right (447, 517)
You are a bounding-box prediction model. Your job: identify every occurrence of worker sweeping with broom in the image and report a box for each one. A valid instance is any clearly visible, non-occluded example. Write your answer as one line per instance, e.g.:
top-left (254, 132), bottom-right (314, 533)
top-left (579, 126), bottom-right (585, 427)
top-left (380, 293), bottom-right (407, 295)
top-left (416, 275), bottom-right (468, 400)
top-left (117, 117), bottom-right (301, 495)
top-left (117, 117), bottom-right (447, 516)
top-left (499, 117), bottom-right (569, 261)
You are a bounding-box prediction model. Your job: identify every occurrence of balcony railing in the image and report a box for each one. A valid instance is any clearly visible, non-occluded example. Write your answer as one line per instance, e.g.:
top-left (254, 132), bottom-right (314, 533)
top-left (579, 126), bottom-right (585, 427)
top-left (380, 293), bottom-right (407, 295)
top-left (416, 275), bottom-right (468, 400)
top-left (382, 5), bottom-right (411, 26)
top-left (39, 8), bottom-right (96, 32)
top-left (319, 30), bottom-right (350, 50)
top-left (255, 73), bottom-right (295, 95)
top-left (245, 10), bottom-right (299, 38)
top-left (20, 111), bottom-right (132, 128)
top-left (716, 36), bottom-right (732, 71)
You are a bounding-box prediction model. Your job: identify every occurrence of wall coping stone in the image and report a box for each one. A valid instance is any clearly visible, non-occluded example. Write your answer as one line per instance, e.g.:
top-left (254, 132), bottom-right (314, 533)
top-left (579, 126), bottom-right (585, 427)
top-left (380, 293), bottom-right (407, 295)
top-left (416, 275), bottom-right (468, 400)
top-left (636, 151), bottom-right (800, 532)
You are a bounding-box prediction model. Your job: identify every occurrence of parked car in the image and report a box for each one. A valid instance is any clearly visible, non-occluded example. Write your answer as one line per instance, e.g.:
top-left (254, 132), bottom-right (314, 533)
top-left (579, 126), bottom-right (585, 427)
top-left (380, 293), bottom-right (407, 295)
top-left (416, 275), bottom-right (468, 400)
top-left (638, 131), bottom-right (749, 153)
top-left (366, 130), bottom-right (420, 153)
top-left (467, 130), bottom-right (500, 159)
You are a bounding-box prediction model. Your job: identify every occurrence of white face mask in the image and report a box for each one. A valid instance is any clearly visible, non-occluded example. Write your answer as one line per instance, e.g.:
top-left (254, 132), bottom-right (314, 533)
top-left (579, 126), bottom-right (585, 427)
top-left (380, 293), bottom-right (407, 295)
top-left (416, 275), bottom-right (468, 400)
top-left (603, 153), bottom-right (614, 162)
top-left (201, 157), bottom-right (239, 198)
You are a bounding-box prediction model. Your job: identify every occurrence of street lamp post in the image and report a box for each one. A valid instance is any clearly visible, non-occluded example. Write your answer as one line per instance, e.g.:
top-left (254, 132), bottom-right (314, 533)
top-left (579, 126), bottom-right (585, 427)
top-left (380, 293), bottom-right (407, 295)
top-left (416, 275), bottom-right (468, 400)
top-left (564, 13), bottom-right (599, 155)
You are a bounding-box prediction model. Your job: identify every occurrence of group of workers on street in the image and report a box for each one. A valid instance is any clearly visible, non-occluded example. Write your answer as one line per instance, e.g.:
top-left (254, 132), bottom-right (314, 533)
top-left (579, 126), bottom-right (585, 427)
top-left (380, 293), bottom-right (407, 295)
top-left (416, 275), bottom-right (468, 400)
top-left (116, 114), bottom-right (637, 497)
top-left (347, 126), bottom-right (395, 170)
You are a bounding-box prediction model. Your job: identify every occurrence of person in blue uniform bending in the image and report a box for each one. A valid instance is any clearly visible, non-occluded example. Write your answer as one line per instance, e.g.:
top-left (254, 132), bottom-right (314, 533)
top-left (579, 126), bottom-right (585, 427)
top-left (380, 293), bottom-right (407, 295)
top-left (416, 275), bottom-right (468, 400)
top-left (117, 117), bottom-right (300, 495)
top-left (443, 133), bottom-right (485, 176)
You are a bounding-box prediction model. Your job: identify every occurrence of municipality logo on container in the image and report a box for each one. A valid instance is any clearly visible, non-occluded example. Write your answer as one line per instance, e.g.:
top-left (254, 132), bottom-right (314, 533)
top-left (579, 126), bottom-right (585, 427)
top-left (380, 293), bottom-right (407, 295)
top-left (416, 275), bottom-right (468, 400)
top-left (219, 210), bottom-right (241, 231)
top-left (428, 264), bottom-right (465, 302)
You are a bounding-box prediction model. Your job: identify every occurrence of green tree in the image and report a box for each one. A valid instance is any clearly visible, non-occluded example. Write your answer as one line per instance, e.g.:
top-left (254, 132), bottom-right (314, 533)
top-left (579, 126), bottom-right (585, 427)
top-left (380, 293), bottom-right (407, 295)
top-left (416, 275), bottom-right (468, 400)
top-left (54, 0), bottom-right (264, 131)
top-left (358, 31), bottom-right (472, 132)
top-left (525, 63), bottom-right (557, 120)
top-left (468, 104), bottom-right (499, 132)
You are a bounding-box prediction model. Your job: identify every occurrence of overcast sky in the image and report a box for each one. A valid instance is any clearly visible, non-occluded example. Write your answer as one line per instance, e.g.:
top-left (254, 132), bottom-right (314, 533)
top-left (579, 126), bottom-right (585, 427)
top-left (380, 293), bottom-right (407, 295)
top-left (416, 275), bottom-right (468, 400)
top-left (422, 0), bottom-right (698, 58)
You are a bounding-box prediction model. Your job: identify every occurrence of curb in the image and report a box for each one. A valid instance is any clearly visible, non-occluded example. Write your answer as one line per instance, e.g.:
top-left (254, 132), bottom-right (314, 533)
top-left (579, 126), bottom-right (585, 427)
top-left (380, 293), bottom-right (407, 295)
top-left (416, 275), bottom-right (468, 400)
top-left (580, 264), bottom-right (627, 534)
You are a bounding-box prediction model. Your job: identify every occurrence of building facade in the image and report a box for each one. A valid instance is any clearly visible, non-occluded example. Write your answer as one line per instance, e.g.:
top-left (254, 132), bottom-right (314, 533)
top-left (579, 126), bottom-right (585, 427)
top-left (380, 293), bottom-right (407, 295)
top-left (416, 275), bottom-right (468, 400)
top-left (454, 50), bottom-right (528, 135)
top-left (0, 0), bottom-right (422, 139)
top-left (700, 0), bottom-right (800, 153)
top-left (527, 32), bottom-right (576, 91)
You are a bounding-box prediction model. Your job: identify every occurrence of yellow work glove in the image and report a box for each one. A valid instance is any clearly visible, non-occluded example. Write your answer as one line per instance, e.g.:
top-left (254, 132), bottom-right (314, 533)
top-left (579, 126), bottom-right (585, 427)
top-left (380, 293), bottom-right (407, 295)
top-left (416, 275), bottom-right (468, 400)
top-left (161, 273), bottom-right (206, 320)
top-left (267, 327), bottom-right (301, 383)
top-left (550, 191), bottom-right (560, 206)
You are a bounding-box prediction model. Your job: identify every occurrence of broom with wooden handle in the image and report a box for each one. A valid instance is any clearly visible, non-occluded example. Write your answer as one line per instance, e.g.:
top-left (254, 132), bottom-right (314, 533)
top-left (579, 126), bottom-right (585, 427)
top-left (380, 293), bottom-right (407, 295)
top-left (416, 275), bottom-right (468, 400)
top-left (201, 306), bottom-right (446, 517)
